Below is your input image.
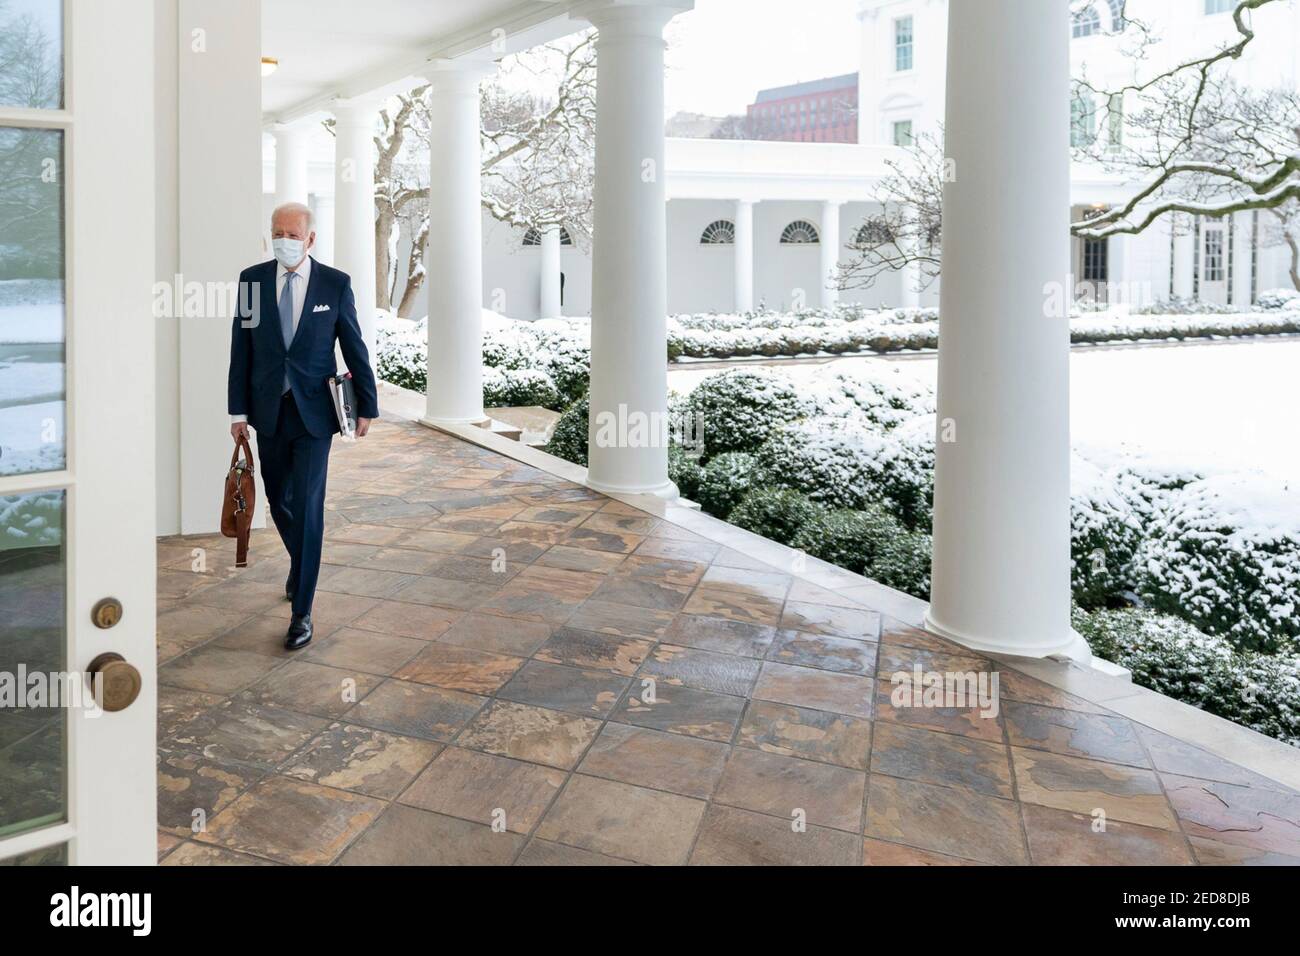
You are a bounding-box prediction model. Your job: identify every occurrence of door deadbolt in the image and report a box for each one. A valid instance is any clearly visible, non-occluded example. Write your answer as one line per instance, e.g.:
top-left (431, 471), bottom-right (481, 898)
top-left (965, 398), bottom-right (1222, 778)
top-left (91, 597), bottom-right (123, 629)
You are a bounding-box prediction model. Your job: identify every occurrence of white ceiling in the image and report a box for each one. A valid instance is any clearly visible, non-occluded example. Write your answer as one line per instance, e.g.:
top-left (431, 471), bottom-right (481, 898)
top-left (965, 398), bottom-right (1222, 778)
top-left (260, 0), bottom-right (580, 121)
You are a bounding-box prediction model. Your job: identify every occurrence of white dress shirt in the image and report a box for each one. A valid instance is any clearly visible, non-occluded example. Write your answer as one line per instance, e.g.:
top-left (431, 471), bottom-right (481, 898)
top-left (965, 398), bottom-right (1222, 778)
top-left (232, 256), bottom-right (312, 425)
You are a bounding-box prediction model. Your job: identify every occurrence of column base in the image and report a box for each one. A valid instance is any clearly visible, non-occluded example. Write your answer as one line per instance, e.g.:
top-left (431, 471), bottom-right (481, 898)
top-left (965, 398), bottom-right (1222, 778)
top-left (922, 610), bottom-right (1092, 664)
top-left (585, 475), bottom-right (680, 501)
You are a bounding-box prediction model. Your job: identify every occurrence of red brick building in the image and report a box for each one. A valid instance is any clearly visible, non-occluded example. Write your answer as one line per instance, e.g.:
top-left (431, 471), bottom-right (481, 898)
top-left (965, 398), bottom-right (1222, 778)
top-left (745, 72), bottom-right (859, 143)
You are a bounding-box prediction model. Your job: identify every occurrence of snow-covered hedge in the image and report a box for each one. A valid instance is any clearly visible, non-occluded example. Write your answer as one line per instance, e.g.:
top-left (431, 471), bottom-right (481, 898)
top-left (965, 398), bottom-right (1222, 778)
top-left (682, 367), bottom-right (822, 458)
top-left (754, 416), bottom-right (933, 529)
top-left (376, 311), bottom-right (589, 411)
top-left (1137, 473), bottom-right (1300, 654)
top-left (696, 452), bottom-right (759, 519)
top-left (663, 302), bottom-right (1300, 361)
top-left (1073, 606), bottom-right (1300, 746)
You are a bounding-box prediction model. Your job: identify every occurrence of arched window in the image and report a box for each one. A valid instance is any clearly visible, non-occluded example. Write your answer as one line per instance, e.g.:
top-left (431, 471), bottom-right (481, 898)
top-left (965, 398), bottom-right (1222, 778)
top-left (1070, 91), bottom-right (1097, 147)
top-left (1071, 4), bottom-right (1101, 38)
top-left (700, 220), bottom-right (735, 244)
top-left (1107, 0), bottom-right (1127, 31)
top-left (854, 221), bottom-right (895, 246)
top-left (779, 220), bottom-right (820, 244)
top-left (522, 226), bottom-right (573, 247)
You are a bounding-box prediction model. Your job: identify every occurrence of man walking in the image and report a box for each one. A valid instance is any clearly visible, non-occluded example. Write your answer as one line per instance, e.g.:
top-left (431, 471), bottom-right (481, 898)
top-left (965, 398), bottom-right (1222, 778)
top-left (228, 202), bottom-right (379, 650)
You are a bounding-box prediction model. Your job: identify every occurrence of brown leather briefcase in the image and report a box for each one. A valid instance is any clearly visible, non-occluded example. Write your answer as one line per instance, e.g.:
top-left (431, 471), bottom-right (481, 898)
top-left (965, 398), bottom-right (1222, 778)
top-left (220, 435), bottom-right (256, 567)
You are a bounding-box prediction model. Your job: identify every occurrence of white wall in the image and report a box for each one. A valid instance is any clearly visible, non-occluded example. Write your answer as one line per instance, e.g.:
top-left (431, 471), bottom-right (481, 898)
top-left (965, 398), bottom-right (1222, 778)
top-left (154, 1), bottom-right (180, 535)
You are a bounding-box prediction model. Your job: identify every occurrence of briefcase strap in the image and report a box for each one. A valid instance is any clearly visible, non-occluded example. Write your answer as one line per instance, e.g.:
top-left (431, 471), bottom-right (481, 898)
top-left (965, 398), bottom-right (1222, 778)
top-left (229, 434), bottom-right (255, 472)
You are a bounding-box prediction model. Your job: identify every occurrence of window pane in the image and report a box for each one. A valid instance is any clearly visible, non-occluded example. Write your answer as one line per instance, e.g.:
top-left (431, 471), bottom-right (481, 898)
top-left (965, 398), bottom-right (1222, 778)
top-left (0, 126), bottom-right (65, 476)
top-left (0, 490), bottom-right (66, 839)
top-left (0, 0), bottom-right (63, 109)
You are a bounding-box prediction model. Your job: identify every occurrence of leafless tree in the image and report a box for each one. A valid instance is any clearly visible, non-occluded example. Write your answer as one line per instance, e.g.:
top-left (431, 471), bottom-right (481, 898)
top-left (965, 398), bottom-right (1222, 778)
top-left (838, 0), bottom-right (1300, 292)
top-left (350, 33), bottom-right (596, 317)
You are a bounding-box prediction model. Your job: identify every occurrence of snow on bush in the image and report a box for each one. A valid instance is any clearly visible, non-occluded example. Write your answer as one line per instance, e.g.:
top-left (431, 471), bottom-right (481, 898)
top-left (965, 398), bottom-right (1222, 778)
top-left (754, 416), bottom-right (933, 529)
top-left (0, 492), bottom-right (63, 550)
top-left (1256, 288), bottom-right (1300, 311)
top-left (482, 366), bottom-right (560, 410)
top-left (543, 392), bottom-right (589, 467)
top-left (684, 367), bottom-right (822, 458)
top-left (826, 364), bottom-right (936, 430)
top-left (1073, 606), bottom-right (1300, 746)
top-left (1137, 472), bottom-right (1300, 653)
top-left (696, 452), bottom-right (759, 519)
top-left (1069, 457), bottom-right (1146, 609)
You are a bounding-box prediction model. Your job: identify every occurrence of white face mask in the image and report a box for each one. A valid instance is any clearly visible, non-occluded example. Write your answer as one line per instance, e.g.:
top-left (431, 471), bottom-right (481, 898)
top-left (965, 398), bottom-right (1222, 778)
top-left (272, 237), bottom-right (306, 268)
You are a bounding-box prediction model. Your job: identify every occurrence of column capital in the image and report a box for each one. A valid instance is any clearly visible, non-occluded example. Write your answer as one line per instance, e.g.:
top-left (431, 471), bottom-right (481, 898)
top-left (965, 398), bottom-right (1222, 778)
top-left (330, 95), bottom-right (385, 127)
top-left (574, 0), bottom-right (694, 34)
top-left (419, 58), bottom-right (498, 90)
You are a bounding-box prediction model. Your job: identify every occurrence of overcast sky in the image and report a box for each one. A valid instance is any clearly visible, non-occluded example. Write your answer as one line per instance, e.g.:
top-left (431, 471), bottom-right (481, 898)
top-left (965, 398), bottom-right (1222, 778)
top-left (664, 0), bottom-right (862, 118)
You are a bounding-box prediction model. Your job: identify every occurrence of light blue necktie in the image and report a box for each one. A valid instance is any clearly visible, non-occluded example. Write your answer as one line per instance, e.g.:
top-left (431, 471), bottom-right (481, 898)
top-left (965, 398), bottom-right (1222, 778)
top-left (279, 270), bottom-right (296, 395)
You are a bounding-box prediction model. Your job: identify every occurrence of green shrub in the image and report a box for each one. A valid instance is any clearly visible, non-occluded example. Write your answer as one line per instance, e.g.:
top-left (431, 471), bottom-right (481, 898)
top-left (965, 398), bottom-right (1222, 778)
top-left (544, 394), bottom-right (589, 467)
top-left (790, 505), bottom-right (899, 576)
top-left (1070, 463), bottom-right (1144, 609)
top-left (482, 366), bottom-right (560, 410)
top-left (696, 452), bottom-right (759, 518)
top-left (684, 368), bottom-right (816, 458)
top-left (667, 444), bottom-right (705, 501)
top-left (872, 529), bottom-right (933, 600)
top-left (1072, 606), bottom-right (1300, 747)
top-left (755, 417), bottom-right (932, 529)
top-left (728, 487), bottom-right (826, 547)
top-left (1137, 474), bottom-right (1300, 654)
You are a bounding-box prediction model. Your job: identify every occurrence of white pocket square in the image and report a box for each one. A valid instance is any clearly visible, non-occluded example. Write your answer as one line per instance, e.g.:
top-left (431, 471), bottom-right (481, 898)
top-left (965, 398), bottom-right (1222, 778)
top-left (312, 304), bottom-right (330, 313)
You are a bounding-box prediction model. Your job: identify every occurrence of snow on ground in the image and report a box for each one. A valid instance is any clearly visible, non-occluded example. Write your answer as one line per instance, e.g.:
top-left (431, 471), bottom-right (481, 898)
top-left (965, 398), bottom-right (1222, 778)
top-left (667, 337), bottom-right (1300, 484)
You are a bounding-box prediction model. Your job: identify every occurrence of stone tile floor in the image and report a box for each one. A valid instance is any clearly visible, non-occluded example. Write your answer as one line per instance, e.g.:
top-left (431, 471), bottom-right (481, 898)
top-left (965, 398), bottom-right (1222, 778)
top-left (154, 418), bottom-right (1300, 866)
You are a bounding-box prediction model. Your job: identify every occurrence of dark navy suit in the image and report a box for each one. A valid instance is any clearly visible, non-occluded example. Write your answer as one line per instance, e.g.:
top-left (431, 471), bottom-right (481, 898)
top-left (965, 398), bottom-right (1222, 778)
top-left (227, 257), bottom-right (379, 616)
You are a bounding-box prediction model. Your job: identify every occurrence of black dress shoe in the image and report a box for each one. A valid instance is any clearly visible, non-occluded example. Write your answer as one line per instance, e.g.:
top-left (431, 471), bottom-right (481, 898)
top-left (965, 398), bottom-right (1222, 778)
top-left (284, 614), bottom-right (313, 650)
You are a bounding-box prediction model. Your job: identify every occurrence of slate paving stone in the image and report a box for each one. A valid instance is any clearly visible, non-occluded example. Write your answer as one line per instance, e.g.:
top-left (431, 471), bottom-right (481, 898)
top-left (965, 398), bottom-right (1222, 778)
top-left (713, 747), bottom-right (866, 832)
top-left (870, 721), bottom-right (1013, 798)
top-left (1021, 804), bottom-right (1193, 865)
top-left (689, 804), bottom-right (860, 866)
top-left (198, 776), bottom-right (385, 866)
top-left (456, 700), bottom-right (602, 769)
top-left (347, 599), bottom-right (462, 641)
top-left (394, 643), bottom-right (524, 694)
top-left (767, 630), bottom-right (877, 675)
top-left (536, 775), bottom-right (705, 866)
top-left (736, 699), bottom-right (873, 770)
top-left (637, 644), bottom-right (761, 696)
top-left (156, 750), bottom-right (261, 837)
top-left (577, 722), bottom-right (730, 799)
top-left (345, 678), bottom-right (486, 741)
top-left (281, 722), bottom-right (440, 799)
top-left (865, 775), bottom-right (1028, 866)
top-left (1011, 747), bottom-right (1178, 831)
top-left (1003, 700), bottom-right (1149, 768)
top-left (497, 660), bottom-right (629, 717)
top-left (338, 804), bottom-right (523, 866)
top-left (436, 612), bottom-right (554, 657)
top-left (400, 745), bottom-right (565, 833)
top-left (614, 683), bottom-right (746, 742)
top-left (534, 627), bottom-right (655, 677)
top-left (663, 614), bottom-right (778, 658)
top-left (236, 660), bottom-right (382, 719)
top-left (752, 662), bottom-right (875, 719)
top-left (162, 700), bottom-right (328, 770)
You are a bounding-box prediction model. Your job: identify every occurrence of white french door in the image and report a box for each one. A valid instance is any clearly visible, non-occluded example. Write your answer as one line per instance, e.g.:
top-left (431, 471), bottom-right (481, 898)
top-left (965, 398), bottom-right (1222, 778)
top-left (0, 0), bottom-right (156, 865)
top-left (1199, 218), bottom-right (1230, 306)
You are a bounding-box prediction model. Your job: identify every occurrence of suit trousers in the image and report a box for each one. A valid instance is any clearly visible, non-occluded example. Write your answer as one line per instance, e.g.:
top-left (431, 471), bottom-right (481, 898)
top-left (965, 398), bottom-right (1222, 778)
top-left (258, 392), bottom-right (332, 616)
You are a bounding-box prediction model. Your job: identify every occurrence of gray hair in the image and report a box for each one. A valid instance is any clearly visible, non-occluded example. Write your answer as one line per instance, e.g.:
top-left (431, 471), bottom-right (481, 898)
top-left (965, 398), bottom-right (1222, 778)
top-left (272, 201), bottom-right (314, 233)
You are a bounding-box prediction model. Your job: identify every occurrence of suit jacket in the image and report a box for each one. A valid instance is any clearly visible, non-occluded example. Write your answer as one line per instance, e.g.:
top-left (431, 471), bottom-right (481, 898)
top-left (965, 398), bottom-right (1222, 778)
top-left (227, 257), bottom-right (380, 438)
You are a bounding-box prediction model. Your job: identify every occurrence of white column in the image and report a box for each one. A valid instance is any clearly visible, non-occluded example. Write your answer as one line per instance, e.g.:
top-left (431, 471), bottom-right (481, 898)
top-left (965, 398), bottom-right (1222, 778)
top-left (926, 0), bottom-right (1086, 661)
top-left (539, 225), bottom-right (562, 318)
top-left (582, 1), bottom-right (692, 496)
top-left (820, 200), bottom-right (841, 308)
top-left (423, 61), bottom-right (495, 424)
top-left (311, 193), bottom-right (335, 265)
top-left (332, 98), bottom-right (380, 371)
top-left (898, 203), bottom-right (921, 309)
top-left (272, 123), bottom-right (310, 207)
top-left (1172, 216), bottom-right (1195, 301)
top-left (1231, 211), bottom-right (1253, 308)
top-left (734, 199), bottom-right (754, 312)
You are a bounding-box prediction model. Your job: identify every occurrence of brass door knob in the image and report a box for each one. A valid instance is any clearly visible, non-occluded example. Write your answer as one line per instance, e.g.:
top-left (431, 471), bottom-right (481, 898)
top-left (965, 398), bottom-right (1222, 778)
top-left (86, 653), bottom-right (142, 712)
